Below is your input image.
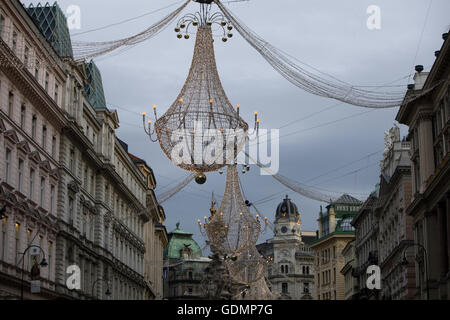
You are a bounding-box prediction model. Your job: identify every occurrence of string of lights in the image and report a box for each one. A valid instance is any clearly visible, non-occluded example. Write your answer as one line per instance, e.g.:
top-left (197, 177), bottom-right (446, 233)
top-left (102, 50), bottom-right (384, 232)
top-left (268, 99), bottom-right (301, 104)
top-left (214, 0), bottom-right (433, 109)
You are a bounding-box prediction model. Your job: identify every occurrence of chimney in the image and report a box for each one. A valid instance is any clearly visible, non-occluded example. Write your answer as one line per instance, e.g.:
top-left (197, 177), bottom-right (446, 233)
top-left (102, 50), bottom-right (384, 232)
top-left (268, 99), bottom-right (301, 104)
top-left (329, 206), bottom-right (336, 233)
top-left (413, 65), bottom-right (429, 90)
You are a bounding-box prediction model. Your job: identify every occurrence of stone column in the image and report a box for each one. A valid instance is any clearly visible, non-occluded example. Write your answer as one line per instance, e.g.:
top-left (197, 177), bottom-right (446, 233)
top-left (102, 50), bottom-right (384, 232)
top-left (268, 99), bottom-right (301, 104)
top-left (329, 207), bottom-right (336, 233)
top-left (418, 114), bottom-right (435, 192)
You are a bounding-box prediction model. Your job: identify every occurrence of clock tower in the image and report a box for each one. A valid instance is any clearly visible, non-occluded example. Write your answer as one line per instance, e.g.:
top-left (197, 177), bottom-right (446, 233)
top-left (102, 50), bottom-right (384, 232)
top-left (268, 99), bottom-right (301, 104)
top-left (258, 195), bottom-right (315, 299)
top-left (273, 195), bottom-right (302, 241)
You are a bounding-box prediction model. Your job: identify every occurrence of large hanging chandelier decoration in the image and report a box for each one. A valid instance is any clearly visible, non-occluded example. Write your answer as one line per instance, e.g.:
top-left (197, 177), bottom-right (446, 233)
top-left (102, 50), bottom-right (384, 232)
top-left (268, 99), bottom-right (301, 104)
top-left (142, 2), bottom-right (259, 184)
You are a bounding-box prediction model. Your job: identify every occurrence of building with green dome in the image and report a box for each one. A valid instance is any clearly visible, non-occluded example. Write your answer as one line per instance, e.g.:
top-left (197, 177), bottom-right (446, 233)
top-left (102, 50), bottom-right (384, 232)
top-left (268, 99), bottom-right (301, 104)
top-left (163, 223), bottom-right (210, 299)
top-left (310, 194), bottom-right (362, 300)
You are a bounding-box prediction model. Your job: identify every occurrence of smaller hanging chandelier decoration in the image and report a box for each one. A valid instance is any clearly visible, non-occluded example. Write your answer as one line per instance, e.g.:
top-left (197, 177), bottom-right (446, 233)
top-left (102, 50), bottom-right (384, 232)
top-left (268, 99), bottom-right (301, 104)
top-left (241, 277), bottom-right (273, 300)
top-left (224, 247), bottom-right (266, 285)
top-left (204, 165), bottom-right (261, 255)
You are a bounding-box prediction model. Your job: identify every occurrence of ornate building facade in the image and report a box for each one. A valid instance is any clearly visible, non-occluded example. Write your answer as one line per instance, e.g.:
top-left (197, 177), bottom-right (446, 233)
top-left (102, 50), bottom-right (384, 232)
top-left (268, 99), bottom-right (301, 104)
top-left (0, 0), bottom-right (165, 300)
top-left (128, 151), bottom-right (168, 299)
top-left (351, 188), bottom-right (379, 299)
top-left (340, 239), bottom-right (358, 300)
top-left (257, 195), bottom-right (315, 300)
top-left (310, 194), bottom-right (362, 300)
top-left (0, 0), bottom-right (66, 299)
top-left (163, 223), bottom-right (210, 300)
top-left (395, 31), bottom-right (450, 300)
top-left (351, 126), bottom-right (416, 300)
top-left (376, 128), bottom-right (415, 300)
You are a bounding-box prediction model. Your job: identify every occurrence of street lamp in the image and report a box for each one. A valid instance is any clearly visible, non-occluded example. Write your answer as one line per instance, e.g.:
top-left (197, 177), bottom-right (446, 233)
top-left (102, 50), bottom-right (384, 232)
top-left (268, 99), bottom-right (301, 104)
top-left (401, 243), bottom-right (429, 300)
top-left (19, 245), bottom-right (47, 300)
top-left (91, 278), bottom-right (112, 299)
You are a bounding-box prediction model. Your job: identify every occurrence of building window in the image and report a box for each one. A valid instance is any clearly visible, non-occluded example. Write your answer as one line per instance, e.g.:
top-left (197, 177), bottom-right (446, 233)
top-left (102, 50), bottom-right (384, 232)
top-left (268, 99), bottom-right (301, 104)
top-left (26, 229), bottom-right (32, 247)
top-left (1, 216), bottom-right (8, 261)
top-left (24, 46), bottom-right (29, 67)
top-left (282, 282), bottom-right (288, 294)
top-left (69, 148), bottom-right (75, 172)
top-left (45, 72), bottom-right (49, 91)
top-left (42, 125), bottom-right (47, 149)
top-left (105, 184), bottom-right (110, 205)
top-left (40, 177), bottom-right (45, 207)
top-left (104, 225), bottom-right (109, 250)
top-left (90, 175), bottom-right (95, 194)
top-left (51, 136), bottom-right (56, 157)
top-left (84, 168), bottom-right (88, 188)
top-left (0, 15), bottom-right (4, 39)
top-left (304, 283), bottom-right (309, 294)
top-left (31, 115), bottom-right (37, 139)
top-left (34, 60), bottom-right (40, 80)
top-left (68, 196), bottom-right (74, 224)
top-left (89, 215), bottom-right (94, 240)
top-left (50, 185), bottom-right (55, 214)
top-left (82, 214), bottom-right (87, 237)
top-left (20, 104), bottom-right (26, 128)
top-left (54, 84), bottom-right (59, 103)
top-left (12, 31), bottom-right (17, 52)
top-left (8, 91), bottom-right (13, 117)
top-left (5, 148), bottom-right (11, 184)
top-left (15, 222), bottom-right (20, 265)
top-left (18, 159), bottom-right (24, 192)
top-left (48, 241), bottom-right (53, 280)
top-left (72, 87), bottom-right (78, 117)
top-left (29, 168), bottom-right (35, 200)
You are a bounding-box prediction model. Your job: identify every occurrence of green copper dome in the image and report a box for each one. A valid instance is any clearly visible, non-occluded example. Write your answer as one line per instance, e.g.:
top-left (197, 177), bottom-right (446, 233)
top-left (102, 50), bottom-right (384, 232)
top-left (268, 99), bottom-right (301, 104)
top-left (164, 223), bottom-right (202, 260)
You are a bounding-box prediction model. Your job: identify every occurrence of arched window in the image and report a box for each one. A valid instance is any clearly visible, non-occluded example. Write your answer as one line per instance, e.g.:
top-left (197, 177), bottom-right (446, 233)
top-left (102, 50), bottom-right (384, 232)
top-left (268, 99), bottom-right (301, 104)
top-left (281, 265), bottom-right (284, 273)
top-left (285, 265), bottom-right (289, 274)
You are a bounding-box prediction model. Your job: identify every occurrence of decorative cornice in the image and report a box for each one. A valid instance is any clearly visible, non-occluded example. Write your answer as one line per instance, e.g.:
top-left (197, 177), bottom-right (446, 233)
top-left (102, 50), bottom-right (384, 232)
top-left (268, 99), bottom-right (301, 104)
top-left (67, 180), bottom-right (80, 194)
top-left (3, 129), bottom-right (19, 144)
top-left (0, 39), bottom-right (67, 130)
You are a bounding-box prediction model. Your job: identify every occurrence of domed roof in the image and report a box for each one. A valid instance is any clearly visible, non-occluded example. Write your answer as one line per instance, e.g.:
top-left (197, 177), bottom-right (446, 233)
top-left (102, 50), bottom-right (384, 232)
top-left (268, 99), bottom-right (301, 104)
top-left (164, 223), bottom-right (202, 260)
top-left (275, 195), bottom-right (300, 222)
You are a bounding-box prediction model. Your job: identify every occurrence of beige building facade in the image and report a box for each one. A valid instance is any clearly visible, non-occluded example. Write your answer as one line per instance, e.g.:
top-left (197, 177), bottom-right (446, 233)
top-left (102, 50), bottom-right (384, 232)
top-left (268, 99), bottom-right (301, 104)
top-left (340, 240), bottom-right (358, 300)
top-left (311, 194), bottom-right (362, 300)
top-left (129, 152), bottom-right (168, 299)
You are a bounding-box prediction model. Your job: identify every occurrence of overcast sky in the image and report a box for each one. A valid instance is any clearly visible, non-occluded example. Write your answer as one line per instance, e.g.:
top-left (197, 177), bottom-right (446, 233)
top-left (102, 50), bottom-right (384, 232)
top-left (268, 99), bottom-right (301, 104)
top-left (23, 0), bottom-right (450, 248)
